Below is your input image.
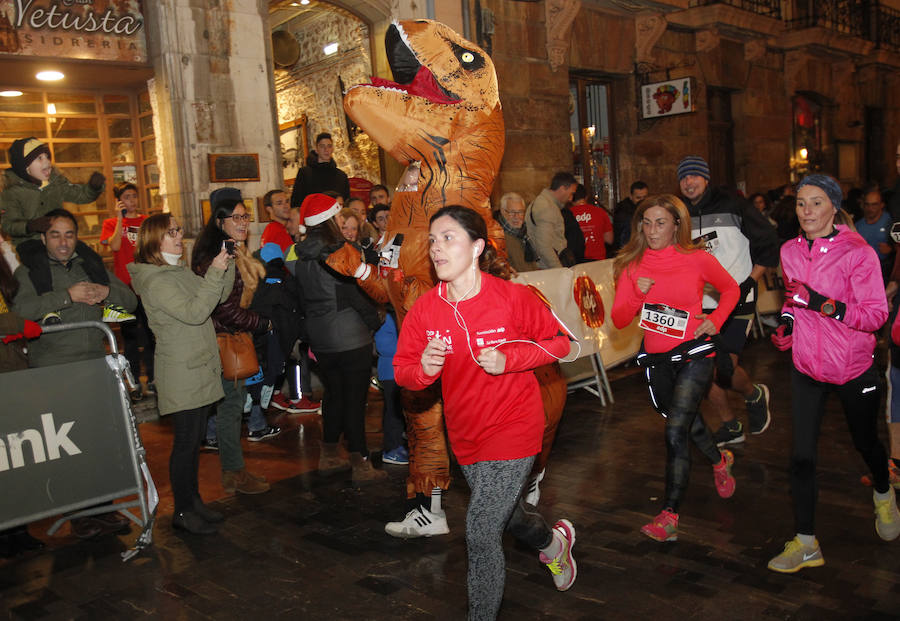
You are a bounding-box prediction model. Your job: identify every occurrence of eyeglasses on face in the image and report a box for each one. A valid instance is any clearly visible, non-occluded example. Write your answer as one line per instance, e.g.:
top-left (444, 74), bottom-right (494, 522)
top-left (166, 227), bottom-right (183, 237)
top-left (225, 213), bottom-right (251, 223)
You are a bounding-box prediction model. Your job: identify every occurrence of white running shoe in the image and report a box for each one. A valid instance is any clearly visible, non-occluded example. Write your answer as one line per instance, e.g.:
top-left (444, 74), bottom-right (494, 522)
top-left (384, 506), bottom-right (449, 539)
top-left (524, 468), bottom-right (545, 506)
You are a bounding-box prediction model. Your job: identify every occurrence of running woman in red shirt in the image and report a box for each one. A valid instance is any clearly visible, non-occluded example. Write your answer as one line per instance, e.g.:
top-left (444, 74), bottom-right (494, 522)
top-left (394, 206), bottom-right (576, 619)
top-left (612, 194), bottom-right (740, 542)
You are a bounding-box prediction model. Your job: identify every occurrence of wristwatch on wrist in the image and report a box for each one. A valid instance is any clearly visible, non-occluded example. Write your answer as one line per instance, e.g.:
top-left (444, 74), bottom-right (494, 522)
top-left (820, 299), bottom-right (837, 316)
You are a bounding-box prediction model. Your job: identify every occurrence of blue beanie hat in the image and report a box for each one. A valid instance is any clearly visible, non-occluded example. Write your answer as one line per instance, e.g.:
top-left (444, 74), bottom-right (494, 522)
top-left (796, 174), bottom-right (842, 212)
top-left (259, 242), bottom-right (284, 264)
top-left (677, 156), bottom-right (710, 182)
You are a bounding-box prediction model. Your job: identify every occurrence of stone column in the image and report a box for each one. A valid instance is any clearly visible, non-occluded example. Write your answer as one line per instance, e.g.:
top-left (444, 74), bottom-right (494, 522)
top-left (143, 0), bottom-right (280, 236)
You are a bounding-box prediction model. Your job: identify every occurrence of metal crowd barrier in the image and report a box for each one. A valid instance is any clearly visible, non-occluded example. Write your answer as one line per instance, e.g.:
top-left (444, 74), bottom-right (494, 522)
top-left (0, 321), bottom-right (157, 561)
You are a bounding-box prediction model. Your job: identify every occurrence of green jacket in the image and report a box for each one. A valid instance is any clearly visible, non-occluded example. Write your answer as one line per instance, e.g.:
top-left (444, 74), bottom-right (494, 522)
top-left (1, 168), bottom-right (102, 246)
top-left (128, 261), bottom-right (235, 416)
top-left (13, 253), bottom-right (136, 367)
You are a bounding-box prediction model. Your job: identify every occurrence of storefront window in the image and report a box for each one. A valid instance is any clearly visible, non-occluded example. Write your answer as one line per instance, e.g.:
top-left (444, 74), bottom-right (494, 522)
top-left (790, 93), bottom-right (824, 182)
top-left (569, 78), bottom-right (616, 211)
top-left (108, 118), bottom-right (133, 139)
top-left (51, 117), bottom-right (100, 140)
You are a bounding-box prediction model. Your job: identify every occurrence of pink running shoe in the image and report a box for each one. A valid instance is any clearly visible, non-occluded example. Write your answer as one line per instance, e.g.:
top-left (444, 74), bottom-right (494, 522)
top-left (714, 449), bottom-right (736, 498)
top-left (641, 509), bottom-right (678, 542)
top-left (641, 509), bottom-right (678, 541)
top-left (539, 519), bottom-right (577, 591)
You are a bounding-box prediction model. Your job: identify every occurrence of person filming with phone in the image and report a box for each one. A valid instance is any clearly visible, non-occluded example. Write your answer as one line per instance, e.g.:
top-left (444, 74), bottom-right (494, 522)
top-left (191, 188), bottom-right (271, 496)
top-left (101, 182), bottom-right (154, 400)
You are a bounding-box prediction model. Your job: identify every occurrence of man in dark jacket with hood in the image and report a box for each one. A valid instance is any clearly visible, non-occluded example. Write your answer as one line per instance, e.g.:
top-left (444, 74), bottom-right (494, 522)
top-left (289, 132), bottom-right (350, 208)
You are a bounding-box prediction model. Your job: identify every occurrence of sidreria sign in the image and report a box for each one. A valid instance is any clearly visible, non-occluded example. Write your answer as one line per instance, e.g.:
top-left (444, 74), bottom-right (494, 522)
top-left (0, 0), bottom-right (147, 63)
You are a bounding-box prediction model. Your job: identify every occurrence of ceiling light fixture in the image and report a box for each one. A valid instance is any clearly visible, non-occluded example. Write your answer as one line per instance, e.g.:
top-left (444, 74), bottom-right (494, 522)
top-left (323, 42), bottom-right (338, 55)
top-left (36, 70), bottom-right (64, 81)
top-left (0, 90), bottom-right (23, 97)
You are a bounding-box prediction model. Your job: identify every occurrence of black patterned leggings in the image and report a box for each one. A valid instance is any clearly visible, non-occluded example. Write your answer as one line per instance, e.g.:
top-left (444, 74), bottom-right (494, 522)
top-left (460, 455), bottom-right (553, 621)
top-left (646, 356), bottom-right (721, 513)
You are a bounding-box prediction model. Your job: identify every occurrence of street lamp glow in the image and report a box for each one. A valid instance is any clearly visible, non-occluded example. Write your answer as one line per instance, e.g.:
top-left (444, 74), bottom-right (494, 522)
top-left (799, 147), bottom-right (808, 159)
top-left (36, 70), bottom-right (64, 81)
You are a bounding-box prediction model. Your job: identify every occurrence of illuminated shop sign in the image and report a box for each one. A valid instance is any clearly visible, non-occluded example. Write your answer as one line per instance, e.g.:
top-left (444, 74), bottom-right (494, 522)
top-left (0, 0), bottom-right (147, 63)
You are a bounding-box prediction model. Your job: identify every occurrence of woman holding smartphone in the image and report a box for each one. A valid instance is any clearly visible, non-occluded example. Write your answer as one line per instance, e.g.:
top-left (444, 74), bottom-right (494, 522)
top-left (192, 188), bottom-right (271, 495)
top-left (130, 213), bottom-right (234, 534)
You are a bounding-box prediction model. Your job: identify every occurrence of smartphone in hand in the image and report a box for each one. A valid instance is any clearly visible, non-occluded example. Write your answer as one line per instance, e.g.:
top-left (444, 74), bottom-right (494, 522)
top-left (223, 240), bottom-right (236, 256)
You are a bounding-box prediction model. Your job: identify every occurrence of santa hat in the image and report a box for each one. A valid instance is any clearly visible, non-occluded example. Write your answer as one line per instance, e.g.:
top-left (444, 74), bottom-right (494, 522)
top-left (299, 193), bottom-right (340, 233)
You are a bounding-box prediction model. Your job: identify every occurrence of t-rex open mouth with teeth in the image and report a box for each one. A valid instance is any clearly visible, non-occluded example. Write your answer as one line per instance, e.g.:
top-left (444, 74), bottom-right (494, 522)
top-left (366, 24), bottom-right (461, 105)
top-left (343, 19), bottom-right (504, 238)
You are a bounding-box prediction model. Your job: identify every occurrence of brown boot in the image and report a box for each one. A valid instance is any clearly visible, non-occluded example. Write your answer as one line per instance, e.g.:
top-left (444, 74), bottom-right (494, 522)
top-left (318, 442), bottom-right (351, 474)
top-left (222, 469), bottom-right (270, 495)
top-left (350, 452), bottom-right (387, 485)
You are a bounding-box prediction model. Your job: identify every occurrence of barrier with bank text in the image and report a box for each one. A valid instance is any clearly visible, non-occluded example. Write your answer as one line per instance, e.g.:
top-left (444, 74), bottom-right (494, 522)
top-left (0, 322), bottom-right (156, 560)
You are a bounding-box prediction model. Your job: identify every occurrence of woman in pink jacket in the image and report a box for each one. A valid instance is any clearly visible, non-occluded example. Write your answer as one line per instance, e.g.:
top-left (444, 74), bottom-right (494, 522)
top-left (768, 174), bottom-right (900, 573)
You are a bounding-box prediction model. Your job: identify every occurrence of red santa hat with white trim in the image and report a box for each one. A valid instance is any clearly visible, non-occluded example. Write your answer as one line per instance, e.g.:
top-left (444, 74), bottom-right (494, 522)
top-left (298, 193), bottom-right (341, 234)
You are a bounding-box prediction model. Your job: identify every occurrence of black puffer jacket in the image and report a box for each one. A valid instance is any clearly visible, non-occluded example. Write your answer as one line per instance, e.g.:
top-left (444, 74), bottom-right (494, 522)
top-left (293, 230), bottom-right (379, 354)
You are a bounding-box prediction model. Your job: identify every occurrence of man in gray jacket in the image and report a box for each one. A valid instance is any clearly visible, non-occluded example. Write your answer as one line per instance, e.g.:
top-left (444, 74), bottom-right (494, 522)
top-left (526, 171), bottom-right (577, 269)
top-left (13, 209), bottom-right (136, 368)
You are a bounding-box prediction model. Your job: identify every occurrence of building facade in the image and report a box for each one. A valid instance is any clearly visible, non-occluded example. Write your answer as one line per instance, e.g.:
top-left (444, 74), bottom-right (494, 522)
top-left (1, 0), bottom-right (898, 248)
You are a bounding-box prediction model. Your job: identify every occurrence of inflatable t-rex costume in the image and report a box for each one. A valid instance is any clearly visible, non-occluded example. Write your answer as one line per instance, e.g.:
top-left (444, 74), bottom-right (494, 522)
top-left (333, 19), bottom-right (566, 503)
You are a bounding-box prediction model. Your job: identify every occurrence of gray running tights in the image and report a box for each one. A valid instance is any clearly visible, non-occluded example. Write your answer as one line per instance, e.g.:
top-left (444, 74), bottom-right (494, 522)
top-left (461, 455), bottom-right (553, 621)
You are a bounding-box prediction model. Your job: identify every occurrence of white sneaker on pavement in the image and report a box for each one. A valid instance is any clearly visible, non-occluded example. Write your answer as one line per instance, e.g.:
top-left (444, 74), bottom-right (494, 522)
top-left (384, 506), bottom-right (449, 539)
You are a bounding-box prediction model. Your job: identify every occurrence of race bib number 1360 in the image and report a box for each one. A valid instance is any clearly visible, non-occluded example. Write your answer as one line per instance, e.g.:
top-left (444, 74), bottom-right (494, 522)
top-left (639, 303), bottom-right (689, 339)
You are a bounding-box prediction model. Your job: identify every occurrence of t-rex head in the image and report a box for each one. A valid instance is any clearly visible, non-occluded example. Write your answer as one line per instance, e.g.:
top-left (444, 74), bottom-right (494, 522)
top-left (344, 19), bottom-right (504, 224)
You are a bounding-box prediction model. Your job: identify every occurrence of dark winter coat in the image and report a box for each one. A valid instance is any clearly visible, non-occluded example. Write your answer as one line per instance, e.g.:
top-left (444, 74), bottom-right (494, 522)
top-left (293, 229), bottom-right (379, 354)
top-left (289, 159), bottom-right (350, 208)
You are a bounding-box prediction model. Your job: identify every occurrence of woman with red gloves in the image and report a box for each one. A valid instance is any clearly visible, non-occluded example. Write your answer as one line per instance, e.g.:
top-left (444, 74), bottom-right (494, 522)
top-left (768, 174), bottom-right (900, 573)
top-left (612, 194), bottom-right (740, 543)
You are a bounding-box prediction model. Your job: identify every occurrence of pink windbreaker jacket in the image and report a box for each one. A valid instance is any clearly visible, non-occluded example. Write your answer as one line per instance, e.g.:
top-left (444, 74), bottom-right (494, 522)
top-left (781, 225), bottom-right (888, 385)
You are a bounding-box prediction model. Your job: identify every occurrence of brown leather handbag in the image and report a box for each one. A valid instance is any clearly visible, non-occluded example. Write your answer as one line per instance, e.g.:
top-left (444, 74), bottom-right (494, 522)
top-left (216, 331), bottom-right (258, 380)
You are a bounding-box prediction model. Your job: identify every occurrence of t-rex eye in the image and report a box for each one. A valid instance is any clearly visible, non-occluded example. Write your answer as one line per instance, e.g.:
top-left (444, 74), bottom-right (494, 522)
top-left (462, 52), bottom-right (474, 63)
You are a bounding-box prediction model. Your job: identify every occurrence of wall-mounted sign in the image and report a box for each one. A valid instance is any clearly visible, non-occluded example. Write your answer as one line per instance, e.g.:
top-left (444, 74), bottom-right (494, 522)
top-left (641, 78), bottom-right (695, 119)
top-left (208, 153), bottom-right (261, 183)
top-left (0, 0), bottom-right (147, 63)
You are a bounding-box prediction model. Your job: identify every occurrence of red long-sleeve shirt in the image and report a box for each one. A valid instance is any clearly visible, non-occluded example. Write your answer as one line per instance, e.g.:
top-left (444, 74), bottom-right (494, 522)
top-left (612, 245), bottom-right (739, 353)
top-left (394, 273), bottom-right (570, 465)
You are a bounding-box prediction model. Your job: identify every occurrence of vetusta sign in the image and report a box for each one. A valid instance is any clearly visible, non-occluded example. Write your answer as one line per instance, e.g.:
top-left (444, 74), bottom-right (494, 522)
top-left (0, 0), bottom-right (147, 63)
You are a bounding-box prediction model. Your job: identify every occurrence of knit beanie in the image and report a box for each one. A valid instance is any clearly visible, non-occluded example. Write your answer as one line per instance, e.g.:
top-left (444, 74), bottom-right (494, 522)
top-left (677, 156), bottom-right (710, 181)
top-left (796, 174), bottom-right (842, 212)
top-left (9, 137), bottom-right (51, 183)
